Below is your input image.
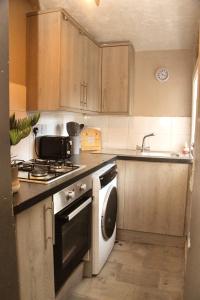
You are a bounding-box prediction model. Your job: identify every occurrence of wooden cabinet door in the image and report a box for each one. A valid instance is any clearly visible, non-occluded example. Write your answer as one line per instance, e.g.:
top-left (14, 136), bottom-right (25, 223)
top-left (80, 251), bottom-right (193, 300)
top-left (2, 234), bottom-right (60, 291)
top-left (123, 161), bottom-right (188, 236)
top-left (27, 12), bottom-right (61, 111)
top-left (60, 16), bottom-right (83, 110)
top-left (16, 197), bottom-right (55, 300)
top-left (102, 46), bottom-right (129, 113)
top-left (116, 160), bottom-right (126, 229)
top-left (84, 37), bottom-right (101, 112)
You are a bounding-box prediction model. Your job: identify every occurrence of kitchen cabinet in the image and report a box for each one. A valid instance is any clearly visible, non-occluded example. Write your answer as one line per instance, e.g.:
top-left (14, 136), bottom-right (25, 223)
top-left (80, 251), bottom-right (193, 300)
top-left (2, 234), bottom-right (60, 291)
top-left (60, 14), bottom-right (82, 111)
top-left (16, 197), bottom-right (55, 300)
top-left (101, 44), bottom-right (134, 114)
top-left (60, 27), bottom-right (101, 112)
top-left (27, 9), bottom-right (101, 112)
top-left (117, 160), bottom-right (189, 236)
top-left (116, 160), bottom-right (126, 229)
top-left (83, 36), bottom-right (101, 112)
top-left (27, 11), bottom-right (61, 111)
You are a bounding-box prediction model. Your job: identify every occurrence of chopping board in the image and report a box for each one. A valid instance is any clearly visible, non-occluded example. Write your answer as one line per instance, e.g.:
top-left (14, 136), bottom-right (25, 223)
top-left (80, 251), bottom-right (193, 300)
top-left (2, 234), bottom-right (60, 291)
top-left (81, 128), bottom-right (102, 151)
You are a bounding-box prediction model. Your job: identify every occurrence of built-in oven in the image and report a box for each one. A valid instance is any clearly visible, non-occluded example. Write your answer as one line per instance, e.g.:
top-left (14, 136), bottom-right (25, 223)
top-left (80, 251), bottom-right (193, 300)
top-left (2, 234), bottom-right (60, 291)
top-left (53, 175), bottom-right (92, 293)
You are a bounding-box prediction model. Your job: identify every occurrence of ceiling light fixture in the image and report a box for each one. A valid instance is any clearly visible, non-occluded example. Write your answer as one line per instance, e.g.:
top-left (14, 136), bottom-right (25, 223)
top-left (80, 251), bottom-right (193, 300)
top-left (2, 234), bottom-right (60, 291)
top-left (95, 0), bottom-right (100, 6)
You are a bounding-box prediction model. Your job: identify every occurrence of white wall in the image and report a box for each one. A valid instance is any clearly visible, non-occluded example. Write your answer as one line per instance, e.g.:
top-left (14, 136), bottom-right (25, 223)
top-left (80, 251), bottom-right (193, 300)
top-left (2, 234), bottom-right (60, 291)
top-left (133, 50), bottom-right (193, 117)
top-left (84, 115), bottom-right (191, 152)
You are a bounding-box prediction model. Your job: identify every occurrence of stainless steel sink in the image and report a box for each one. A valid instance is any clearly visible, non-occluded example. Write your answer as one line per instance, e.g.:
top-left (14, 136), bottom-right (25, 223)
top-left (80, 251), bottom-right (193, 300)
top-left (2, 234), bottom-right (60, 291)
top-left (139, 151), bottom-right (180, 158)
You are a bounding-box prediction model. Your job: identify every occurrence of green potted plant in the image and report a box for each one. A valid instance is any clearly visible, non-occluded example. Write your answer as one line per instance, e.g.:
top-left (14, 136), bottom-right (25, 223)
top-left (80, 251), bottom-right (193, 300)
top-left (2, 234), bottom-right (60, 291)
top-left (10, 112), bottom-right (40, 193)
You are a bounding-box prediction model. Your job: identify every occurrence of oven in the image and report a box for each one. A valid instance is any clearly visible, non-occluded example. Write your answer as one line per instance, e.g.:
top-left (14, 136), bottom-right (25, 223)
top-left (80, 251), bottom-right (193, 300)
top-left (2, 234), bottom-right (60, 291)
top-left (53, 175), bottom-right (92, 293)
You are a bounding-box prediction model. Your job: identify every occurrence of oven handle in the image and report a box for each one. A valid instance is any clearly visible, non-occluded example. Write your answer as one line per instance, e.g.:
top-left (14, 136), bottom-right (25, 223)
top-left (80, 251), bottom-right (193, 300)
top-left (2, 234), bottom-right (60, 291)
top-left (65, 197), bottom-right (92, 221)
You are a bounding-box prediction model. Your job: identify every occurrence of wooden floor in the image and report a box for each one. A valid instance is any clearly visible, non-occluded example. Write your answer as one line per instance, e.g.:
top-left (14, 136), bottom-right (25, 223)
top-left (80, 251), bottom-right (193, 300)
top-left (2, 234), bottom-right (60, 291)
top-left (69, 241), bottom-right (185, 300)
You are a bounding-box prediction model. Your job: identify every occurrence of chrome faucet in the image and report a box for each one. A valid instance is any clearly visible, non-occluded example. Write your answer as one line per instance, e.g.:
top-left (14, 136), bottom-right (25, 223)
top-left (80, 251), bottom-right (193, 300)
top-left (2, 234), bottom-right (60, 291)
top-left (141, 133), bottom-right (155, 152)
top-left (136, 133), bottom-right (155, 152)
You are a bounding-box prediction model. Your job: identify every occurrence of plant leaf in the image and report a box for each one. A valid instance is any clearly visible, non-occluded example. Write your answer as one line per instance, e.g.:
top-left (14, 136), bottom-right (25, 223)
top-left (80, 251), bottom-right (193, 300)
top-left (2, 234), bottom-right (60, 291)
top-left (9, 113), bottom-right (40, 145)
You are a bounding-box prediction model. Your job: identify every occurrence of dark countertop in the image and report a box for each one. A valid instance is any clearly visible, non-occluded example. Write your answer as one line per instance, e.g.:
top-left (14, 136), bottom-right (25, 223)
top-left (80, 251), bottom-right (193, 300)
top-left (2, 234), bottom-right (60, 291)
top-left (13, 153), bottom-right (116, 215)
top-left (13, 149), bottom-right (192, 215)
top-left (92, 149), bottom-right (193, 164)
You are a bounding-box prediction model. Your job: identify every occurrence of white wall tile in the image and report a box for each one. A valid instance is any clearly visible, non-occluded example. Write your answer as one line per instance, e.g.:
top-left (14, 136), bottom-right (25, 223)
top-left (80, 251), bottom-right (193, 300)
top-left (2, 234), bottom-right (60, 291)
top-left (10, 111), bottom-right (191, 159)
top-left (85, 115), bottom-right (191, 152)
top-left (171, 118), bottom-right (191, 135)
top-left (11, 111), bottom-right (85, 160)
top-left (106, 116), bottom-right (129, 149)
top-left (170, 134), bottom-right (190, 152)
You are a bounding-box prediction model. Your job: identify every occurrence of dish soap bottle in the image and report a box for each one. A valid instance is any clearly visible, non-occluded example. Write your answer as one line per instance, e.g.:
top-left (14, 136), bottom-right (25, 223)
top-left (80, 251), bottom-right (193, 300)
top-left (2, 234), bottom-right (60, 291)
top-left (182, 142), bottom-right (190, 155)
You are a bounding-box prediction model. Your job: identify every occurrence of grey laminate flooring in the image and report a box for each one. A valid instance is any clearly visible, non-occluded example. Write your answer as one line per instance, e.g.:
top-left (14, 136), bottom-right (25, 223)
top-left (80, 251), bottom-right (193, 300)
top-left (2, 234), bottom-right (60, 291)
top-left (69, 241), bottom-right (184, 300)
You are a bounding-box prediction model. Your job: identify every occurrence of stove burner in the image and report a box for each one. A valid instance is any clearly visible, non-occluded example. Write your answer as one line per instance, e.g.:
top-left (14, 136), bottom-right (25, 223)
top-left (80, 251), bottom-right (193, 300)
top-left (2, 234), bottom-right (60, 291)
top-left (31, 169), bottom-right (48, 177)
top-left (17, 158), bottom-right (84, 184)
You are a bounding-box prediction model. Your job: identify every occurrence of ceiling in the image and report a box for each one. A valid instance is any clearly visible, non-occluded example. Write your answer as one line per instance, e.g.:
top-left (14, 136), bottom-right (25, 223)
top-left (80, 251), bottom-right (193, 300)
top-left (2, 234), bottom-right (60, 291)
top-left (38, 0), bottom-right (200, 51)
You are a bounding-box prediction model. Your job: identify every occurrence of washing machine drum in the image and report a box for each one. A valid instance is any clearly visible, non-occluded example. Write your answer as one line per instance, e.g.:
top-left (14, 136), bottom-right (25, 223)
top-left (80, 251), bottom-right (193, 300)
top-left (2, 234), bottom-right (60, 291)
top-left (101, 186), bottom-right (117, 241)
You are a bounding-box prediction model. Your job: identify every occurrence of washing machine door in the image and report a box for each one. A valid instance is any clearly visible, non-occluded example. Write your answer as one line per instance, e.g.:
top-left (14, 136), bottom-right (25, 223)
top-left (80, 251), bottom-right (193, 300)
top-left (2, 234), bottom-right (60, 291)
top-left (101, 186), bottom-right (117, 241)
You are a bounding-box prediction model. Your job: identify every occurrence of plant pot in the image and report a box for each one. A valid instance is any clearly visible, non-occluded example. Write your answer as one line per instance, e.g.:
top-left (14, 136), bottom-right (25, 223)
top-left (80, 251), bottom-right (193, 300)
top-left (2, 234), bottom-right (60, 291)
top-left (11, 165), bottom-right (20, 194)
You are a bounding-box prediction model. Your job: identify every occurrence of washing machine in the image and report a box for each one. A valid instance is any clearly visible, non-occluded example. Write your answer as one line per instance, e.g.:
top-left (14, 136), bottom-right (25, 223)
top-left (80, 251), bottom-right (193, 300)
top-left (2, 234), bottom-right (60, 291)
top-left (92, 163), bottom-right (118, 275)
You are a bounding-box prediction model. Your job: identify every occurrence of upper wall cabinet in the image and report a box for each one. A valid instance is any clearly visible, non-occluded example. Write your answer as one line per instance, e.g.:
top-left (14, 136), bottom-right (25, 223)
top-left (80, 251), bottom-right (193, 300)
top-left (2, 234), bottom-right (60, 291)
top-left (101, 44), bottom-right (134, 114)
top-left (27, 10), bottom-right (101, 113)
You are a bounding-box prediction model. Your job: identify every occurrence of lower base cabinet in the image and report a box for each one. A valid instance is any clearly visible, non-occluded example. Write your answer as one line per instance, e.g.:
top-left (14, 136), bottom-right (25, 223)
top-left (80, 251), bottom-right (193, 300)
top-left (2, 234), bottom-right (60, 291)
top-left (117, 160), bottom-right (189, 236)
top-left (16, 197), bottom-right (55, 300)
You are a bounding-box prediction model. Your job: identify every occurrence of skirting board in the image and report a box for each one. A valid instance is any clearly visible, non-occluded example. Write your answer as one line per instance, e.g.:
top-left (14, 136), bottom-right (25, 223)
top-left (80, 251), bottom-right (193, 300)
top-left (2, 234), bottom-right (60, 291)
top-left (117, 229), bottom-right (186, 248)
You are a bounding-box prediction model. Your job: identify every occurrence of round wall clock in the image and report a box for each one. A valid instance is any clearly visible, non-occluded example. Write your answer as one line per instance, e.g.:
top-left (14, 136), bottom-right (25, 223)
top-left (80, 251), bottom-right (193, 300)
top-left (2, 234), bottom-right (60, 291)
top-left (155, 67), bottom-right (169, 82)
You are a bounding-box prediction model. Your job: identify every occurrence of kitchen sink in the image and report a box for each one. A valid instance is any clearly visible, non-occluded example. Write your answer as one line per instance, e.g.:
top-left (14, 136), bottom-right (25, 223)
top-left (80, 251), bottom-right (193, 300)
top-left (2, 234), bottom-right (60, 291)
top-left (139, 151), bottom-right (180, 158)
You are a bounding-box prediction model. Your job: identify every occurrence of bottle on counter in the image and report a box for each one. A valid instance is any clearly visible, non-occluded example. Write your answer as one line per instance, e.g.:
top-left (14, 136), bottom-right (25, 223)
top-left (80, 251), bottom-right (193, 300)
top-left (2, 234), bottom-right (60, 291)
top-left (182, 142), bottom-right (190, 155)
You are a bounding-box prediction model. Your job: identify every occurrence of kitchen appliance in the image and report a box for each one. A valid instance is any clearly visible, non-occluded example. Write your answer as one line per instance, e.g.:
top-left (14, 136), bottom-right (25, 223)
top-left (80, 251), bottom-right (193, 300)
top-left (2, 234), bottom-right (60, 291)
top-left (17, 159), bottom-right (85, 184)
top-left (66, 122), bottom-right (84, 155)
top-left (81, 128), bottom-right (102, 151)
top-left (92, 163), bottom-right (117, 274)
top-left (53, 175), bottom-right (92, 293)
top-left (37, 135), bottom-right (71, 160)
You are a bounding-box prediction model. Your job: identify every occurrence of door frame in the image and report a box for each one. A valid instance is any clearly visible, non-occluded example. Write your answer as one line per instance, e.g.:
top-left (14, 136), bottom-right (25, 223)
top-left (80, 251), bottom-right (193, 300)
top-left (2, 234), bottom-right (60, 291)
top-left (0, 0), bottom-right (19, 299)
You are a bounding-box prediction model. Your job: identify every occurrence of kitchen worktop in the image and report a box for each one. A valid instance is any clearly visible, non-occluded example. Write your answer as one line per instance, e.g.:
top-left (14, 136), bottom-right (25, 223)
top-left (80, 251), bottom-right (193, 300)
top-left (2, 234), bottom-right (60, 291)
top-left (93, 148), bottom-right (193, 164)
top-left (13, 153), bottom-right (116, 215)
top-left (13, 149), bottom-right (192, 215)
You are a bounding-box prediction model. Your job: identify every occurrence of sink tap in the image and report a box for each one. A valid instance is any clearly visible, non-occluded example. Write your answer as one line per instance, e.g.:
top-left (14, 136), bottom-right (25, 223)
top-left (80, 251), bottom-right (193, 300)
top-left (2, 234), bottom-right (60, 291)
top-left (141, 133), bottom-right (155, 152)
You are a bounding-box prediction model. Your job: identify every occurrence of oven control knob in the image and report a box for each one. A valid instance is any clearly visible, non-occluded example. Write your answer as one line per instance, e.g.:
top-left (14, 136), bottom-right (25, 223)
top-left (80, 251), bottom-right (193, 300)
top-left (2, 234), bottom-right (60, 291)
top-left (65, 190), bottom-right (75, 201)
top-left (79, 183), bottom-right (87, 192)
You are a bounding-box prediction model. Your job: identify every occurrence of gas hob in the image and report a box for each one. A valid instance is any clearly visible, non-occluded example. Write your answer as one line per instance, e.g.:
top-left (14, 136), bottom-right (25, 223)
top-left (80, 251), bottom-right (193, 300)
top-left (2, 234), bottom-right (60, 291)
top-left (17, 159), bottom-right (85, 184)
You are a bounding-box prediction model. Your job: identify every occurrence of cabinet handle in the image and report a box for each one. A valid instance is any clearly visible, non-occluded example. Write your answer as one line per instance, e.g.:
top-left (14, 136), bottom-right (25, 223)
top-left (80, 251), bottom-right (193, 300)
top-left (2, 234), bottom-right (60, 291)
top-left (85, 84), bottom-right (88, 107)
top-left (52, 201), bottom-right (55, 245)
top-left (80, 82), bottom-right (84, 107)
top-left (62, 13), bottom-right (68, 21)
top-left (83, 82), bottom-right (87, 106)
top-left (43, 204), bottom-right (53, 250)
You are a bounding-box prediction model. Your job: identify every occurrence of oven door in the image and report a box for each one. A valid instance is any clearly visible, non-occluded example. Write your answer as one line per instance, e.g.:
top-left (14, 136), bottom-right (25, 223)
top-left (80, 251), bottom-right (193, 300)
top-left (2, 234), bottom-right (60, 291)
top-left (54, 190), bottom-right (92, 293)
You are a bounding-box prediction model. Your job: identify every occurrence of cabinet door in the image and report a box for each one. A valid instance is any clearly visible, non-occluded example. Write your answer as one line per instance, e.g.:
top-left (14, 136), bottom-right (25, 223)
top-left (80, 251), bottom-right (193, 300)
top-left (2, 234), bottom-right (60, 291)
top-left (102, 46), bottom-right (129, 113)
top-left (60, 16), bottom-right (83, 110)
top-left (27, 12), bottom-right (61, 110)
top-left (84, 37), bottom-right (101, 112)
top-left (123, 161), bottom-right (188, 236)
top-left (16, 197), bottom-right (55, 300)
top-left (116, 160), bottom-right (126, 229)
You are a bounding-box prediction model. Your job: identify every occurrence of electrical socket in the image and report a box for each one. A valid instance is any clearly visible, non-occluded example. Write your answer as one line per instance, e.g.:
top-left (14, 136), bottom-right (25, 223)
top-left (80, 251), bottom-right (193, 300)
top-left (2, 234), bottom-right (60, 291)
top-left (36, 124), bottom-right (47, 135)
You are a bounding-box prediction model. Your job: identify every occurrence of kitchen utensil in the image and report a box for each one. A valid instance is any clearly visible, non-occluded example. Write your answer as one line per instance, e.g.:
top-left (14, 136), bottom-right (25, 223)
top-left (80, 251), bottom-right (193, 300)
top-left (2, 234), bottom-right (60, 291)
top-left (81, 128), bottom-right (102, 151)
top-left (66, 122), bottom-right (84, 136)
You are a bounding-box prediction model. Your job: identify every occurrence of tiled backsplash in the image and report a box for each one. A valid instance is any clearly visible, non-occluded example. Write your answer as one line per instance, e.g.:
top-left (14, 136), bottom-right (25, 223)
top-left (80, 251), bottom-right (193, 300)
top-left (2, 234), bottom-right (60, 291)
top-left (84, 115), bottom-right (191, 152)
top-left (10, 111), bottom-right (84, 160)
top-left (10, 112), bottom-right (191, 160)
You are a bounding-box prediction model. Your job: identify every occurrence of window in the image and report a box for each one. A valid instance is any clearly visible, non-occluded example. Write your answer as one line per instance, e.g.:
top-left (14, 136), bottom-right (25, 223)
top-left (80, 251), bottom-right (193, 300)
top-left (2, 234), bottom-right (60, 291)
top-left (191, 61), bottom-right (199, 147)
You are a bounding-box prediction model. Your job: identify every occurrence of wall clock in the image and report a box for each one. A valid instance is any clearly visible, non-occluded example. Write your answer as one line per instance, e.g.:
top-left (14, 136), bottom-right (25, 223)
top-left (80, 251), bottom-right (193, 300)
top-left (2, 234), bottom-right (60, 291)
top-left (155, 67), bottom-right (169, 82)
